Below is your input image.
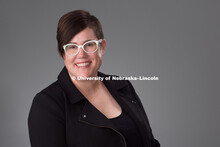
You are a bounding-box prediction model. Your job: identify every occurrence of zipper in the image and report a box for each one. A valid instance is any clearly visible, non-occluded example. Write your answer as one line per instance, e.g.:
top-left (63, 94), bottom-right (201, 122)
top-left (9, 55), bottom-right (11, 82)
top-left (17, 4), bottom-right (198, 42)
top-left (79, 120), bottom-right (127, 147)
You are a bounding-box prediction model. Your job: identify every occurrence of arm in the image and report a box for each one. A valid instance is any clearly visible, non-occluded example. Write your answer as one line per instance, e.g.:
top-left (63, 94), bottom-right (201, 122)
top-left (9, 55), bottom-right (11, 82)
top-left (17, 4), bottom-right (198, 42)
top-left (127, 81), bottom-right (160, 147)
top-left (28, 92), bottom-right (67, 147)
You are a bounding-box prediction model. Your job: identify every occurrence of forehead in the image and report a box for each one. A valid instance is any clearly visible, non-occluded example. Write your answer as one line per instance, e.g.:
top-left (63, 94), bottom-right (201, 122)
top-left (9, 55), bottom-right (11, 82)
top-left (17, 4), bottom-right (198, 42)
top-left (69, 27), bottom-right (97, 44)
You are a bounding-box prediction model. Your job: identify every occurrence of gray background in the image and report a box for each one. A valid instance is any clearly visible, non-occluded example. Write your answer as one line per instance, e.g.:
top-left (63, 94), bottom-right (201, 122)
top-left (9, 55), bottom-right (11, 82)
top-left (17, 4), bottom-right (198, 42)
top-left (0, 0), bottom-right (219, 147)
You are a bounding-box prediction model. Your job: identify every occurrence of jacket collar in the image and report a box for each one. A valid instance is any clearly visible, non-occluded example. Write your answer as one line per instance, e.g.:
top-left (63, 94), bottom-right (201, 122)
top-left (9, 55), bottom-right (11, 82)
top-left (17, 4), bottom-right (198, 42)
top-left (57, 66), bottom-right (129, 104)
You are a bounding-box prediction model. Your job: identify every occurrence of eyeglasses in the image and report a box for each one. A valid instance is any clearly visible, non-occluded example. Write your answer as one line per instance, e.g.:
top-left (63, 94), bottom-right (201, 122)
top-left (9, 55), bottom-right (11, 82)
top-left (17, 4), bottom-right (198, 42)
top-left (63, 39), bottom-right (103, 56)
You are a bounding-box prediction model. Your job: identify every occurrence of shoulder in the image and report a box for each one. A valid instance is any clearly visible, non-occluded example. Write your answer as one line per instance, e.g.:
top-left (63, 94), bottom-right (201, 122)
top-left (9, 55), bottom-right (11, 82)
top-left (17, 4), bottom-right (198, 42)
top-left (30, 81), bottom-right (66, 115)
top-left (40, 80), bottom-right (63, 98)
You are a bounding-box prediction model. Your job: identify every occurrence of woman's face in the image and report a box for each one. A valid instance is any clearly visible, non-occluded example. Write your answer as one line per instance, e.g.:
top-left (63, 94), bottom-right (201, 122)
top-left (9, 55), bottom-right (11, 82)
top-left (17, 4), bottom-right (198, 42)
top-left (63, 27), bottom-right (106, 79)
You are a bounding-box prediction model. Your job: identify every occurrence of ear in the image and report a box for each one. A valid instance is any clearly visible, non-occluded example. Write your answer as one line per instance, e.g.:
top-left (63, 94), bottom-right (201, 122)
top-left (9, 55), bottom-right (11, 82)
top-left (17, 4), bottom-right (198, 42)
top-left (100, 39), bottom-right (106, 56)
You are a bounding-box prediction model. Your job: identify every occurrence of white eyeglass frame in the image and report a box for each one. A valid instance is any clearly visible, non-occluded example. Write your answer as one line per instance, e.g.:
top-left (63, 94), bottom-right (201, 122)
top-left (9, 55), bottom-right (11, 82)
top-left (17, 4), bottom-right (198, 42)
top-left (63, 39), bottom-right (103, 56)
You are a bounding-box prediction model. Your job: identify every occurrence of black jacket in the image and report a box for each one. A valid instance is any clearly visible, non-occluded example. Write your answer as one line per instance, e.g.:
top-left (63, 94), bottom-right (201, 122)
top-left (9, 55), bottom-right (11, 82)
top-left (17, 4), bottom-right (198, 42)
top-left (28, 67), bottom-right (160, 147)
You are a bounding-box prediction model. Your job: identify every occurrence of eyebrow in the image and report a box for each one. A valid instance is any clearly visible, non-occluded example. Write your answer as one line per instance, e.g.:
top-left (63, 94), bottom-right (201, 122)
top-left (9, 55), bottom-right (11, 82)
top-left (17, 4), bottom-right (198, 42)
top-left (68, 39), bottom-right (95, 45)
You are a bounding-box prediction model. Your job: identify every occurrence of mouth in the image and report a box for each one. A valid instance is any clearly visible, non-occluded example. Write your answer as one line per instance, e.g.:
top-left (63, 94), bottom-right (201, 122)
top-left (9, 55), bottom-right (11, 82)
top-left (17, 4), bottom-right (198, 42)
top-left (75, 62), bottom-right (91, 67)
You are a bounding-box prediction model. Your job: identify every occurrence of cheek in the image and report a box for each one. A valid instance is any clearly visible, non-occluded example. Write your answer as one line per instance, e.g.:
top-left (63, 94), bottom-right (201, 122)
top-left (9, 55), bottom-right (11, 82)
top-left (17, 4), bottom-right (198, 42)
top-left (64, 56), bottom-right (75, 67)
top-left (94, 55), bottom-right (102, 68)
top-left (92, 53), bottom-right (101, 63)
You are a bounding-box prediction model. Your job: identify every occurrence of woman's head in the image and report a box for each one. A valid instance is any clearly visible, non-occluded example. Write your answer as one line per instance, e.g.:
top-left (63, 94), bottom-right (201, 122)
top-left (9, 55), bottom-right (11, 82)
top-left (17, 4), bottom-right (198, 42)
top-left (57, 10), bottom-right (104, 57)
top-left (57, 10), bottom-right (106, 79)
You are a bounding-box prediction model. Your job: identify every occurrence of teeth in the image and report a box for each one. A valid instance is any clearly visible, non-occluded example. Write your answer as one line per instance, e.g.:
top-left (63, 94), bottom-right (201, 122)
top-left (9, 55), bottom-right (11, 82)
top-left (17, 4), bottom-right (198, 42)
top-left (76, 63), bottom-right (90, 67)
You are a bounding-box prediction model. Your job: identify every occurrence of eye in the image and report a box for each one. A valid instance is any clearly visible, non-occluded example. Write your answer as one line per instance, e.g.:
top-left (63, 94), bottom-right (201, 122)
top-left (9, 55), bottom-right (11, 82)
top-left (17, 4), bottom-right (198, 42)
top-left (68, 45), bottom-right (77, 50)
top-left (85, 42), bottom-right (95, 47)
top-left (86, 42), bottom-right (94, 46)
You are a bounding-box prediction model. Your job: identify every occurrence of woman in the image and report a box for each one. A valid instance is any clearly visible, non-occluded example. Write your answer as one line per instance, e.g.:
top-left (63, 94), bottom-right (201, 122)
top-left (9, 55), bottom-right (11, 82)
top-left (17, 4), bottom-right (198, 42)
top-left (28, 10), bottom-right (160, 147)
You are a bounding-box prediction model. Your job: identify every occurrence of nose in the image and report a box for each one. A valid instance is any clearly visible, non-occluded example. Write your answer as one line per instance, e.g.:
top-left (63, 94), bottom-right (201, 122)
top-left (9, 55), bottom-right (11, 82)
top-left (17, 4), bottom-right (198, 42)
top-left (77, 46), bottom-right (87, 57)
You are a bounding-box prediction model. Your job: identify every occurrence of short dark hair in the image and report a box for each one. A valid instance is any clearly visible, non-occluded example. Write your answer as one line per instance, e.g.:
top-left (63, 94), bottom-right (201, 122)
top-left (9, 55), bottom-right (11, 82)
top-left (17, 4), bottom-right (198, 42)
top-left (56, 10), bottom-right (104, 57)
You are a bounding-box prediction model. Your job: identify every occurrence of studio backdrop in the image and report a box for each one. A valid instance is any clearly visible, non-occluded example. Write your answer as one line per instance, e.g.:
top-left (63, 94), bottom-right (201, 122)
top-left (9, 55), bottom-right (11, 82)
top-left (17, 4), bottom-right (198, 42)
top-left (0, 0), bottom-right (219, 147)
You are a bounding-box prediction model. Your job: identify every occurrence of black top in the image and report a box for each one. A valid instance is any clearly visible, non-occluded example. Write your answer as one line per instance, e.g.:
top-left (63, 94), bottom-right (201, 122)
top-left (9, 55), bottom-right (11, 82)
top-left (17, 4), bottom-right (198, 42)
top-left (28, 67), bottom-right (160, 147)
top-left (110, 110), bottom-right (143, 147)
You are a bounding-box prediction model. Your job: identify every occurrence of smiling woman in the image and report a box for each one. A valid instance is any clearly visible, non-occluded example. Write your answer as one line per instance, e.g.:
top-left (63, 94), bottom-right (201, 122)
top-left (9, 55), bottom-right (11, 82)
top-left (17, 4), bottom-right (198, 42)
top-left (28, 10), bottom-right (160, 147)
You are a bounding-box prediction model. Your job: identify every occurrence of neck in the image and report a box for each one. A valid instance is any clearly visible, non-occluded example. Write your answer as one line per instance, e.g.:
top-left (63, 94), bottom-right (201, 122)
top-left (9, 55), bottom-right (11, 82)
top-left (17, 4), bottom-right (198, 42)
top-left (71, 77), bottom-right (102, 99)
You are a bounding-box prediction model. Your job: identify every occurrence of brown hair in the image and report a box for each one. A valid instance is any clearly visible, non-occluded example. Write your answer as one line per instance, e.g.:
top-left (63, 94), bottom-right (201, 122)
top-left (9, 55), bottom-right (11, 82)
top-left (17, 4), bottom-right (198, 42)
top-left (56, 10), bottom-right (104, 57)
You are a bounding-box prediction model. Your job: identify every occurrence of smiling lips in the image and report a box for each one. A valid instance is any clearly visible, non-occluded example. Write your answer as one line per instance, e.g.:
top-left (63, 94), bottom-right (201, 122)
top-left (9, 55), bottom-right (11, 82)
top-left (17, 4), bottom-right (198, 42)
top-left (76, 62), bottom-right (91, 67)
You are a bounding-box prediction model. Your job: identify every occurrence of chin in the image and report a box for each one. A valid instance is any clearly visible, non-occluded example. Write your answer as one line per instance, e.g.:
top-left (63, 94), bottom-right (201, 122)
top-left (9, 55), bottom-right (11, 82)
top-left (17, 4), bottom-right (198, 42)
top-left (76, 71), bottom-right (95, 78)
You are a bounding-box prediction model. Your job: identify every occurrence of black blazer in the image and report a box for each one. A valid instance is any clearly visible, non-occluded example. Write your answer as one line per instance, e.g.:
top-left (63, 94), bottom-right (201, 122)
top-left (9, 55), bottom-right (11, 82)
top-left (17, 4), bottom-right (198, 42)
top-left (28, 67), bottom-right (160, 147)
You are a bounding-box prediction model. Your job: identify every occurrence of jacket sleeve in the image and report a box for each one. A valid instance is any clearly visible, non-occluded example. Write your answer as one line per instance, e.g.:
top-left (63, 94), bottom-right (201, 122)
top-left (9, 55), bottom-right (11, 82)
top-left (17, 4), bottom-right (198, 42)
top-left (127, 80), bottom-right (160, 147)
top-left (28, 92), bottom-right (67, 147)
